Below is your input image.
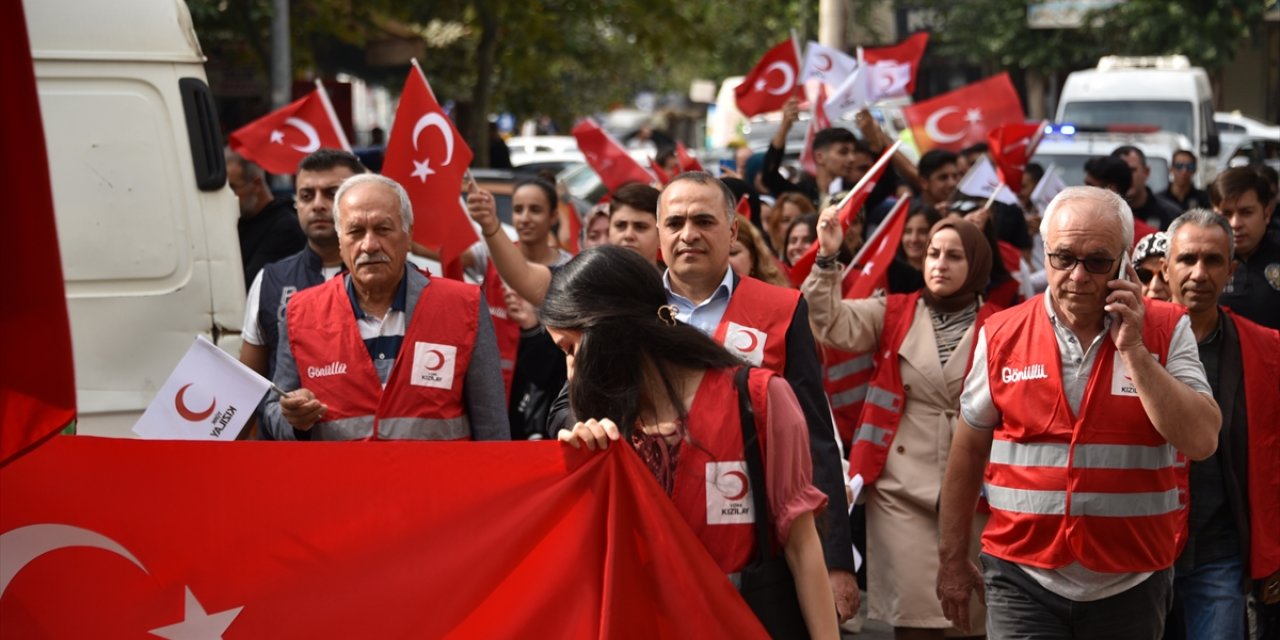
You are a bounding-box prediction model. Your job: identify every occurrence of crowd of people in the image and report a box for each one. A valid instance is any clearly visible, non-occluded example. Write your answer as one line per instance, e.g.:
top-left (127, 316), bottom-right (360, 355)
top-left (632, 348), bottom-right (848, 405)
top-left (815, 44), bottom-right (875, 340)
top-left (228, 103), bottom-right (1279, 638)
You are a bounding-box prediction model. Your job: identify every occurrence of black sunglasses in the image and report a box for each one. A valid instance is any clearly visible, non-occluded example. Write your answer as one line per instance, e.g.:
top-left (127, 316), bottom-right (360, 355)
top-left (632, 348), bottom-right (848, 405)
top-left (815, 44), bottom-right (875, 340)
top-left (1046, 252), bottom-right (1120, 275)
top-left (1172, 162), bottom-right (1197, 171)
top-left (1135, 267), bottom-right (1162, 284)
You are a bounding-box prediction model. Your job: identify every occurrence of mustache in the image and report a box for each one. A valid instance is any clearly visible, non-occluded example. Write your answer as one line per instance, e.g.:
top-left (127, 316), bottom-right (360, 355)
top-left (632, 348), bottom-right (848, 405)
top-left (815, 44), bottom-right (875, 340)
top-left (355, 252), bottom-right (392, 266)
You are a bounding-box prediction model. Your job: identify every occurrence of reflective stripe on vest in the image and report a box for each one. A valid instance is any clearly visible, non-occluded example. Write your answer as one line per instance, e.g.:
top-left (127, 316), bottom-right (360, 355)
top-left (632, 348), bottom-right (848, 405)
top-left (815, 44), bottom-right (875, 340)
top-left (853, 424), bottom-right (892, 447)
top-left (864, 385), bottom-right (902, 413)
top-left (828, 353), bottom-right (874, 381)
top-left (985, 484), bottom-right (1182, 517)
top-left (830, 385), bottom-right (867, 409)
top-left (989, 441), bottom-right (1177, 470)
top-left (311, 415), bottom-right (471, 441)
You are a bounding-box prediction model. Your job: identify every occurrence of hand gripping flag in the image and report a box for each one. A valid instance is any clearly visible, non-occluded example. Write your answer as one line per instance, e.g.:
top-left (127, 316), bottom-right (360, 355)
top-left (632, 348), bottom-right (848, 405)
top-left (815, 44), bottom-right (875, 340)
top-left (571, 119), bottom-right (654, 193)
top-left (902, 72), bottom-right (1024, 153)
top-left (789, 141), bottom-right (902, 287)
top-left (131, 336), bottom-right (272, 441)
top-left (0, 1), bottom-right (76, 466)
top-left (735, 38), bottom-right (803, 117)
top-left (987, 120), bottom-right (1047, 193)
top-left (228, 81), bottom-right (351, 175)
top-left (383, 61), bottom-right (476, 273)
top-left (0, 438), bottom-right (771, 639)
top-left (859, 32), bottom-right (929, 96)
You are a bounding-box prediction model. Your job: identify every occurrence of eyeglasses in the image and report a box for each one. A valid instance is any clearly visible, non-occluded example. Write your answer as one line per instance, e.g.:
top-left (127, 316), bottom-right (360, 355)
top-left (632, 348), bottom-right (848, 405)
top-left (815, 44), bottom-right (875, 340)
top-left (1135, 266), bottom-right (1163, 284)
top-left (1046, 252), bottom-right (1120, 274)
top-left (1172, 162), bottom-right (1197, 171)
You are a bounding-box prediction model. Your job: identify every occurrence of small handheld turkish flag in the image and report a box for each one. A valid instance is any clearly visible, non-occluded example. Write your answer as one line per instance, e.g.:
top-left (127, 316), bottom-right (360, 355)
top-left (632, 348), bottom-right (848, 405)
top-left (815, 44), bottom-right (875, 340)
top-left (382, 61), bottom-right (476, 273)
top-left (676, 141), bottom-right (704, 172)
top-left (902, 72), bottom-right (1025, 153)
top-left (987, 121), bottom-right (1046, 193)
top-left (735, 38), bottom-right (803, 117)
top-left (571, 119), bottom-right (654, 193)
top-left (228, 81), bottom-right (351, 175)
top-left (859, 32), bottom-right (929, 96)
top-left (841, 196), bottom-right (910, 299)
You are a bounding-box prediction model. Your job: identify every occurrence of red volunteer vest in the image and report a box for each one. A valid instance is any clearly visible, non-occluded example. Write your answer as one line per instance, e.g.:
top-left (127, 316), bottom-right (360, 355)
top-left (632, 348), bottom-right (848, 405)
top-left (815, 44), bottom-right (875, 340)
top-left (981, 295), bottom-right (1187, 572)
top-left (713, 275), bottom-right (799, 371)
top-left (669, 366), bottom-right (775, 574)
top-left (483, 259), bottom-right (520, 401)
top-left (847, 292), bottom-right (999, 485)
top-left (822, 345), bottom-right (874, 448)
top-left (1226, 310), bottom-right (1280, 579)
top-left (287, 274), bottom-right (480, 441)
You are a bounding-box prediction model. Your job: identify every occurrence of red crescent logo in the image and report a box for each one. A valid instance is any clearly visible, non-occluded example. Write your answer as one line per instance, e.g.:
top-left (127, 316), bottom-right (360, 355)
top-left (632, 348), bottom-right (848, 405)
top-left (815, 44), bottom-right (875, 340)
top-left (174, 383), bottom-right (216, 422)
top-left (723, 470), bottom-right (750, 501)
top-left (425, 349), bottom-right (446, 371)
top-left (732, 330), bottom-right (760, 353)
top-left (815, 53), bottom-right (833, 72)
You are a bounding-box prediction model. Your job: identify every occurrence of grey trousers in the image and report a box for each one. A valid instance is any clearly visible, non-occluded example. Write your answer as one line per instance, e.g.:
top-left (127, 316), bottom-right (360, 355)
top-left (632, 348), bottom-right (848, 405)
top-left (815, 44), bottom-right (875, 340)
top-left (981, 553), bottom-right (1174, 640)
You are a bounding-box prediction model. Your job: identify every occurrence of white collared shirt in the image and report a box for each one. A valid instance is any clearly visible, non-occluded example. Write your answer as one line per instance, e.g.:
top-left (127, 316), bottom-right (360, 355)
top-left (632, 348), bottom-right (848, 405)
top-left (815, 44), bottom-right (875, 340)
top-left (662, 267), bottom-right (735, 337)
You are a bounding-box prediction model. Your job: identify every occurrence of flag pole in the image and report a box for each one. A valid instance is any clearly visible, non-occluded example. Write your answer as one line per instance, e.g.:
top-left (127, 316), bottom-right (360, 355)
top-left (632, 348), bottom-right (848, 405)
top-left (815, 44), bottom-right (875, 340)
top-left (410, 58), bottom-right (437, 101)
top-left (984, 184), bottom-right (1004, 210)
top-left (314, 79), bottom-right (352, 152)
top-left (790, 29), bottom-right (806, 101)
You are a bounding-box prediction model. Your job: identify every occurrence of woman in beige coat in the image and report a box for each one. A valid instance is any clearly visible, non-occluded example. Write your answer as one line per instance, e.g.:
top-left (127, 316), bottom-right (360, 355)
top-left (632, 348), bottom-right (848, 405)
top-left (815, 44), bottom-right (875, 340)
top-left (802, 209), bottom-right (996, 640)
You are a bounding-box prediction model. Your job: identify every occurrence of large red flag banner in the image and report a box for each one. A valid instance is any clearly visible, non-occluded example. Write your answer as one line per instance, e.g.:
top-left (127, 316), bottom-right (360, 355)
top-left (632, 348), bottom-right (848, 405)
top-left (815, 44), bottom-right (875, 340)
top-left (734, 38), bottom-right (803, 117)
top-left (0, 1), bottom-right (76, 467)
top-left (227, 83), bottom-right (351, 175)
top-left (383, 63), bottom-right (476, 273)
top-left (571, 119), bottom-right (654, 193)
top-left (902, 73), bottom-right (1025, 153)
top-left (0, 438), bottom-right (769, 638)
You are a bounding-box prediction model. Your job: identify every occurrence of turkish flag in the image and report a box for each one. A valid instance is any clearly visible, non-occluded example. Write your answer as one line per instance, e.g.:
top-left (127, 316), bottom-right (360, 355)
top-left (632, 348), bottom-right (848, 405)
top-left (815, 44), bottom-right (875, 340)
top-left (649, 155), bottom-right (673, 185)
top-left (841, 197), bottom-right (910, 299)
top-left (788, 142), bottom-right (901, 287)
top-left (0, 2), bottom-right (76, 467)
top-left (903, 72), bottom-right (1025, 153)
top-left (800, 84), bottom-right (832, 176)
top-left (860, 32), bottom-right (929, 96)
top-left (571, 119), bottom-right (654, 193)
top-left (734, 39), bottom-right (803, 117)
top-left (227, 84), bottom-right (351, 175)
top-left (383, 66), bottom-right (476, 273)
top-left (0, 437), bottom-right (769, 638)
top-left (557, 199), bottom-right (581, 254)
top-left (987, 121), bottom-right (1046, 193)
top-left (676, 141), bottom-right (704, 172)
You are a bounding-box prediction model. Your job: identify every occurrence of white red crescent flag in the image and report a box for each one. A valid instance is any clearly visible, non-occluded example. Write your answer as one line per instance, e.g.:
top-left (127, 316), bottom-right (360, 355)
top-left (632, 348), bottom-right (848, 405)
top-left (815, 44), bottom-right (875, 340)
top-left (801, 41), bottom-right (859, 88)
top-left (383, 64), bottom-right (476, 272)
top-left (902, 72), bottom-right (1025, 153)
top-left (801, 84), bottom-right (832, 175)
top-left (788, 141), bottom-right (901, 287)
top-left (571, 119), bottom-right (654, 193)
top-left (841, 196), bottom-right (911, 300)
top-left (228, 84), bottom-right (351, 175)
top-left (734, 38), bottom-right (803, 117)
top-left (987, 121), bottom-right (1046, 192)
top-left (132, 335), bottom-right (271, 441)
top-left (1030, 164), bottom-right (1066, 214)
top-left (859, 32), bottom-right (929, 96)
top-left (956, 154), bottom-right (1019, 206)
top-left (1, 1), bottom-right (75, 466)
top-left (0, 438), bottom-right (770, 638)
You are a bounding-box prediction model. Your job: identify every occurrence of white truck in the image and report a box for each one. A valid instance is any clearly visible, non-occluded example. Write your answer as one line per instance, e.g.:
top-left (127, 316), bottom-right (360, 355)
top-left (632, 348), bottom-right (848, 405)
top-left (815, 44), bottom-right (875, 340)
top-left (1056, 55), bottom-right (1221, 186)
top-left (26, 0), bottom-right (245, 438)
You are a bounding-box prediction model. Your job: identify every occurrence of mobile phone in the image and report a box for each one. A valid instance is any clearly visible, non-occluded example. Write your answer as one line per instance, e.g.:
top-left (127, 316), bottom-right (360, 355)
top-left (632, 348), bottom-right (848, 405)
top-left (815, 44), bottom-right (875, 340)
top-left (719, 158), bottom-right (736, 175)
top-left (1117, 250), bottom-right (1132, 282)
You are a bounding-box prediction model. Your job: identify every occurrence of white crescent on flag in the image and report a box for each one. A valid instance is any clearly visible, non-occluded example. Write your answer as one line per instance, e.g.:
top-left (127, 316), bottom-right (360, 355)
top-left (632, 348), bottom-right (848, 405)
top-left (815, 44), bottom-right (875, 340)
top-left (760, 61), bottom-right (795, 95)
top-left (924, 107), bottom-right (966, 144)
top-left (284, 117), bottom-right (321, 153)
top-left (412, 113), bottom-right (456, 166)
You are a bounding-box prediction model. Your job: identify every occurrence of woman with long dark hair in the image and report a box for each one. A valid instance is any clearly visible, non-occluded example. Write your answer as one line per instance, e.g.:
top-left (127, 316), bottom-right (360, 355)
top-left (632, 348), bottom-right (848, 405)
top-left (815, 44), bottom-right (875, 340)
top-left (544, 245), bottom-right (839, 639)
top-left (803, 211), bottom-right (1002, 640)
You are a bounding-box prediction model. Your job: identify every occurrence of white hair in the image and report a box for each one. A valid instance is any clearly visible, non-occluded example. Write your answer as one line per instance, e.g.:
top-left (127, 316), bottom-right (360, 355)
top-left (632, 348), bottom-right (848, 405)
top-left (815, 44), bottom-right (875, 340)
top-left (332, 174), bottom-right (414, 232)
top-left (1040, 186), bottom-right (1134, 251)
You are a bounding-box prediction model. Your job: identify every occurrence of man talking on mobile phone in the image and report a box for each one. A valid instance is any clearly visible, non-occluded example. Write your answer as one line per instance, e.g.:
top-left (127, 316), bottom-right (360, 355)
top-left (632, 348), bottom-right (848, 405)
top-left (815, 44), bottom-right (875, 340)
top-left (935, 186), bottom-right (1221, 639)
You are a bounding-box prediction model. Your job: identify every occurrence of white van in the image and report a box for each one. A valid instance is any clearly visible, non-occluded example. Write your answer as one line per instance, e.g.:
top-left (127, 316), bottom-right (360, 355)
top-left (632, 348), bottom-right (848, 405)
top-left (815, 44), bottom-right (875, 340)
top-left (1056, 56), bottom-right (1221, 186)
top-left (26, 0), bottom-right (244, 438)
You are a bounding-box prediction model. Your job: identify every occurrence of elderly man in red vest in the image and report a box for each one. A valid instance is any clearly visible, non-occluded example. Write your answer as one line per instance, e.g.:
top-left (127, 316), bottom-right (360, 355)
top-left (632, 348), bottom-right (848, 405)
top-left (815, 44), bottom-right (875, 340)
top-left (261, 174), bottom-right (509, 441)
top-left (1160, 209), bottom-right (1280, 639)
top-left (936, 186), bottom-right (1220, 639)
top-left (656, 171), bottom-right (859, 622)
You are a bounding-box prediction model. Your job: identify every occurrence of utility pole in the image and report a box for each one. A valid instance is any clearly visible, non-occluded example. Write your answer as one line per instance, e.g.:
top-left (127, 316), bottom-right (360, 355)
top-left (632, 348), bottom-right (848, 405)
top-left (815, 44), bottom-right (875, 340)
top-left (270, 0), bottom-right (290, 110)
top-left (819, 0), bottom-right (846, 49)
